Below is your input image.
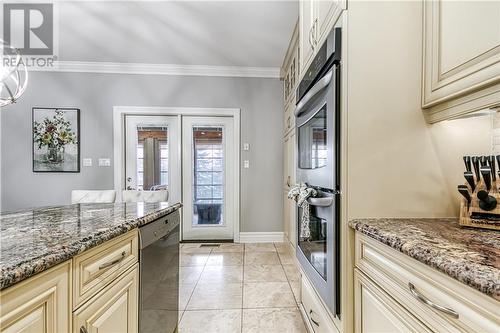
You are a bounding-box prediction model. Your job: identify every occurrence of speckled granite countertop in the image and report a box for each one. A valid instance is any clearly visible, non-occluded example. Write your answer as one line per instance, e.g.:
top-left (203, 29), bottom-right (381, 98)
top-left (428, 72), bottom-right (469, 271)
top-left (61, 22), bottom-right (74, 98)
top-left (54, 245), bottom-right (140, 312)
top-left (349, 218), bottom-right (500, 300)
top-left (0, 202), bottom-right (182, 290)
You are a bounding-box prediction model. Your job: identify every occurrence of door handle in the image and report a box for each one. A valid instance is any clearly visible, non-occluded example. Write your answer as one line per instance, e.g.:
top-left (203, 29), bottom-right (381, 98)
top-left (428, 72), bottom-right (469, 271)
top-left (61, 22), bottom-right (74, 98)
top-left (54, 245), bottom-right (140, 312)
top-left (80, 326), bottom-right (88, 333)
top-left (313, 18), bottom-right (318, 46)
top-left (309, 309), bottom-right (320, 326)
top-left (309, 26), bottom-right (314, 49)
top-left (294, 69), bottom-right (333, 117)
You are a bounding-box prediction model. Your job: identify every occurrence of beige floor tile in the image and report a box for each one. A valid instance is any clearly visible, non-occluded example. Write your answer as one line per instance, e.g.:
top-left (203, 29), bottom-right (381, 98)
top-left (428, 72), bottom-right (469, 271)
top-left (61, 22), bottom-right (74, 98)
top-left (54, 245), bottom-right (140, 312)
top-left (243, 264), bottom-right (287, 282)
top-left (243, 282), bottom-right (296, 308)
top-left (244, 243), bottom-right (277, 252)
top-left (180, 253), bottom-right (210, 267)
top-left (206, 252), bottom-right (243, 266)
top-left (211, 243), bottom-right (244, 253)
top-left (278, 252), bottom-right (297, 265)
top-left (274, 242), bottom-right (292, 253)
top-left (198, 266), bottom-right (243, 284)
top-left (244, 252), bottom-right (280, 265)
top-left (282, 264), bottom-right (301, 282)
top-left (179, 266), bottom-right (204, 284)
top-left (289, 281), bottom-right (301, 304)
top-left (179, 309), bottom-right (242, 333)
top-left (242, 308), bottom-right (307, 333)
top-left (187, 283), bottom-right (243, 310)
top-left (180, 284), bottom-right (196, 310)
top-left (181, 243), bottom-right (214, 253)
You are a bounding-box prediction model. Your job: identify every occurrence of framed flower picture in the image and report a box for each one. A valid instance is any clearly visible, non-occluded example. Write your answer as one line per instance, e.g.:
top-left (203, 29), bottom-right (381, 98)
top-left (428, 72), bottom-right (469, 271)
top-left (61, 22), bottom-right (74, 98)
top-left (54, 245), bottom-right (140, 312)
top-left (32, 107), bottom-right (80, 172)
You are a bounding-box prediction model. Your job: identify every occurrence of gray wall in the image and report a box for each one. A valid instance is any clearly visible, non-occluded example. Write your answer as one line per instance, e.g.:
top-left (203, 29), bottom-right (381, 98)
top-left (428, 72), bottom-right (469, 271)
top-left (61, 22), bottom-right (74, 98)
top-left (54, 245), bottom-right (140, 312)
top-left (1, 72), bottom-right (284, 233)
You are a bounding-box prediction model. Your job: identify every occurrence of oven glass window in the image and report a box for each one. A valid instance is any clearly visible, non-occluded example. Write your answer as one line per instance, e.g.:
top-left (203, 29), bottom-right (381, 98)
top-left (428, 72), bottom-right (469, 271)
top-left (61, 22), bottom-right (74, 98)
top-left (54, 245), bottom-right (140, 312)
top-left (298, 207), bottom-right (327, 280)
top-left (298, 106), bottom-right (327, 169)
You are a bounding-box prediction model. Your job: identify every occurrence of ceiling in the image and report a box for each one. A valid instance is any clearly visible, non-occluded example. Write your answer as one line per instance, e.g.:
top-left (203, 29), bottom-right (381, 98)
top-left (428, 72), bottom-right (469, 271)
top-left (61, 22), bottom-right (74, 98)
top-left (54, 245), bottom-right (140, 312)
top-left (57, 1), bottom-right (298, 68)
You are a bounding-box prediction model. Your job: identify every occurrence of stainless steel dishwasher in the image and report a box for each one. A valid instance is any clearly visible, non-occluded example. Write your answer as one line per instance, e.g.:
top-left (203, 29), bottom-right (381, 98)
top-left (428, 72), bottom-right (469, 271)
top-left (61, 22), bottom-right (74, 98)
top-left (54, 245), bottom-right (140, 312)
top-left (139, 209), bottom-right (180, 333)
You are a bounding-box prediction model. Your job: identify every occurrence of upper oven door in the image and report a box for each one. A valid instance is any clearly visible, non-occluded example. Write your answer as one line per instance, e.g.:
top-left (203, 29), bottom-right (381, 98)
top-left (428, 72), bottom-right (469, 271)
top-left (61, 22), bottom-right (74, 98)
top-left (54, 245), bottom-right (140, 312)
top-left (295, 66), bottom-right (337, 190)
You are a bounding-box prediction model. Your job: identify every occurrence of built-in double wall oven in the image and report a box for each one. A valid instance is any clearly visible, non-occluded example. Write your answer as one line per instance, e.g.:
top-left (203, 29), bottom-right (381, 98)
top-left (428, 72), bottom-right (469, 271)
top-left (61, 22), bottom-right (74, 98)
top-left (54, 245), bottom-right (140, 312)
top-left (295, 27), bottom-right (341, 317)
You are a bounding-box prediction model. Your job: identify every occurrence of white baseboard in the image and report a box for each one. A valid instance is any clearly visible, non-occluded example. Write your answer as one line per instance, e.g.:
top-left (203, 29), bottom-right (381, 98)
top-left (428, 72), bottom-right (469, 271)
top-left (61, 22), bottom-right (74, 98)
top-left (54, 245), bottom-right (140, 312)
top-left (239, 232), bottom-right (285, 243)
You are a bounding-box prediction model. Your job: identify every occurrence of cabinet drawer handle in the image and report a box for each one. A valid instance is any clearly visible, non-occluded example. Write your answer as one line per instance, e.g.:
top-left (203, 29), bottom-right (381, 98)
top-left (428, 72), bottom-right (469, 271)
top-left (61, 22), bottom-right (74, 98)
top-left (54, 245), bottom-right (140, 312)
top-left (80, 326), bottom-right (88, 333)
top-left (287, 176), bottom-right (291, 187)
top-left (408, 283), bottom-right (459, 319)
top-left (309, 309), bottom-right (320, 326)
top-left (98, 251), bottom-right (126, 270)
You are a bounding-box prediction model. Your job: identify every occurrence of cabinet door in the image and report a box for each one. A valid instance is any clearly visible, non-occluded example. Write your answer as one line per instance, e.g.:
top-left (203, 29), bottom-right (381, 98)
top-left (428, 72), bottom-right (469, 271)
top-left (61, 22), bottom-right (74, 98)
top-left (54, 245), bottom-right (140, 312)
top-left (422, 0), bottom-right (500, 108)
top-left (0, 262), bottom-right (71, 333)
top-left (299, 0), bottom-right (315, 73)
top-left (74, 265), bottom-right (139, 333)
top-left (283, 190), bottom-right (291, 241)
top-left (354, 270), bottom-right (432, 333)
top-left (314, 0), bottom-right (344, 44)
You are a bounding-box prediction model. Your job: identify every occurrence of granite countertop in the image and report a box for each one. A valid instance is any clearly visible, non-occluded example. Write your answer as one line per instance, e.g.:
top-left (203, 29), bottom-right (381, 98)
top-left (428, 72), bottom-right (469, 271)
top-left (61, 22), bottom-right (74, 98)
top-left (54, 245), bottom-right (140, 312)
top-left (0, 202), bottom-right (182, 290)
top-left (349, 218), bottom-right (500, 300)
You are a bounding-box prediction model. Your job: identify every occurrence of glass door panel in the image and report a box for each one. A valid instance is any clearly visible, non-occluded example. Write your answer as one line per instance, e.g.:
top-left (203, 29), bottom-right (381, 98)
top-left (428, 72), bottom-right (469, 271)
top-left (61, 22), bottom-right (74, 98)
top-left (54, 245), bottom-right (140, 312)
top-left (124, 115), bottom-right (181, 203)
top-left (182, 117), bottom-right (235, 241)
top-left (192, 126), bottom-right (224, 226)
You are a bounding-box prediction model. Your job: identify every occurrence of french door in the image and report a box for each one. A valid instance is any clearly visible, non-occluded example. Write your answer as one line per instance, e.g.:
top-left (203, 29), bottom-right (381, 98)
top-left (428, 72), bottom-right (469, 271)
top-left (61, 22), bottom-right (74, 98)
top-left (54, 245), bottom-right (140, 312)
top-left (182, 117), bottom-right (235, 240)
top-left (125, 116), bottom-right (181, 204)
top-left (124, 114), bottom-right (236, 241)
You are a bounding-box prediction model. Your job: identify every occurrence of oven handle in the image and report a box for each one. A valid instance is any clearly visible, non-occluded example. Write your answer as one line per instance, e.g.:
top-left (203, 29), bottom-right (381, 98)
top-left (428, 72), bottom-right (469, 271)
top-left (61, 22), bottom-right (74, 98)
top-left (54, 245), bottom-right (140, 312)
top-left (307, 197), bottom-right (333, 207)
top-left (294, 69), bottom-right (333, 117)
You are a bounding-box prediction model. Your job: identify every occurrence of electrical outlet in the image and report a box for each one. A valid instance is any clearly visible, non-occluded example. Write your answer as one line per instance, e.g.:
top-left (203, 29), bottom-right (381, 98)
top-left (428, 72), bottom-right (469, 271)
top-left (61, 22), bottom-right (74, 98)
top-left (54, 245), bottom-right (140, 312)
top-left (244, 160), bottom-right (250, 168)
top-left (98, 158), bottom-right (111, 167)
top-left (82, 158), bottom-right (92, 167)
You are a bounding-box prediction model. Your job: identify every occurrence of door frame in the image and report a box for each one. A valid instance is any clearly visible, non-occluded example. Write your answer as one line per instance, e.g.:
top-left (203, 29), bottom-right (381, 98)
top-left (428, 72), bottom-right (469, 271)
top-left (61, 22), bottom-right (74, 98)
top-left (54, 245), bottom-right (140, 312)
top-left (113, 106), bottom-right (241, 242)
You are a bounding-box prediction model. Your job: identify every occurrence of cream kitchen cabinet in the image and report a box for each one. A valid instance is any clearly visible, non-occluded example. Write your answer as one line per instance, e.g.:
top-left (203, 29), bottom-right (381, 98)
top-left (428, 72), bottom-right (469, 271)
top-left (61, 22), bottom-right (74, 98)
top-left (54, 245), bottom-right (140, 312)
top-left (299, 0), bottom-right (346, 73)
top-left (354, 232), bottom-right (500, 333)
top-left (0, 262), bottom-right (71, 333)
top-left (73, 264), bottom-right (139, 333)
top-left (283, 129), bottom-right (297, 247)
top-left (422, 0), bottom-right (500, 123)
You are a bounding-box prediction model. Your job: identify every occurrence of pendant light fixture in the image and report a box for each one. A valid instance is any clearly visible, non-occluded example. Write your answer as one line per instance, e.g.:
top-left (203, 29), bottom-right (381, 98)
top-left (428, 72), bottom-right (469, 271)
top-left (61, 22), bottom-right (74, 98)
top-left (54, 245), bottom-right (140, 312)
top-left (0, 40), bottom-right (28, 107)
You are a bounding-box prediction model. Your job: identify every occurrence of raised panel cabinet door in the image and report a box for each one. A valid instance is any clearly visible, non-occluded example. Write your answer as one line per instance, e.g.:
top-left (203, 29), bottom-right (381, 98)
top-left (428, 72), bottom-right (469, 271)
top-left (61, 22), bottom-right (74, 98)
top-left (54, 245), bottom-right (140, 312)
top-left (283, 190), bottom-right (291, 241)
top-left (300, 0), bottom-right (315, 73)
top-left (314, 0), bottom-right (344, 44)
top-left (74, 264), bottom-right (139, 333)
top-left (0, 262), bottom-right (71, 333)
top-left (422, 0), bottom-right (500, 108)
top-left (354, 270), bottom-right (432, 333)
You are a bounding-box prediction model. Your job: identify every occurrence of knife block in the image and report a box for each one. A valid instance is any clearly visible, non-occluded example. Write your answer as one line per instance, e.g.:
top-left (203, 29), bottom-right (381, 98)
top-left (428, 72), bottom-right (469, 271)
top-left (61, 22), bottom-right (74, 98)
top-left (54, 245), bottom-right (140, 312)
top-left (459, 177), bottom-right (500, 231)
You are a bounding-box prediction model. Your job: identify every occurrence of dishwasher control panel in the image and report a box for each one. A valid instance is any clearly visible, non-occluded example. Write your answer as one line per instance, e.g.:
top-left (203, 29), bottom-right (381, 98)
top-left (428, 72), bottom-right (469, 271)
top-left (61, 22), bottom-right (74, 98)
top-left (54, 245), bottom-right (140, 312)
top-left (139, 209), bottom-right (180, 249)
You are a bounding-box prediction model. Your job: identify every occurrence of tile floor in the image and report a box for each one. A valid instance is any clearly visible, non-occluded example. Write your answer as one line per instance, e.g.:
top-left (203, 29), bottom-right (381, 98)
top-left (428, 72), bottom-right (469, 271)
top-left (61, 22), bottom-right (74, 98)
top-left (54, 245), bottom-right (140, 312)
top-left (177, 242), bottom-right (307, 333)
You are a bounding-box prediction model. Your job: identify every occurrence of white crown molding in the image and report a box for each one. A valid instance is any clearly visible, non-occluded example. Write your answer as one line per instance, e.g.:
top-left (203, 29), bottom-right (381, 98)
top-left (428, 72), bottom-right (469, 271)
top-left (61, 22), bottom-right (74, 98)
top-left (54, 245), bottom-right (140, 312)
top-left (239, 232), bottom-right (285, 243)
top-left (31, 61), bottom-right (281, 78)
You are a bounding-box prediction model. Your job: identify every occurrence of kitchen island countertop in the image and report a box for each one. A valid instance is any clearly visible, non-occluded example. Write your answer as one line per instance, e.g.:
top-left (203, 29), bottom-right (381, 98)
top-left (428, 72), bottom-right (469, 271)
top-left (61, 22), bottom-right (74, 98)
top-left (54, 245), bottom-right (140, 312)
top-left (349, 218), bottom-right (500, 300)
top-left (0, 202), bottom-right (182, 290)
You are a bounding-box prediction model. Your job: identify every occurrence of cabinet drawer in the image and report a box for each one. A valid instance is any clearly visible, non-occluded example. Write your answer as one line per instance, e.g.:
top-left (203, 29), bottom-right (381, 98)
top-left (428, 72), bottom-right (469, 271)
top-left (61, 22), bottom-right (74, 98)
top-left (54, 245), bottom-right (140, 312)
top-left (300, 274), bottom-right (339, 333)
top-left (354, 269), bottom-right (433, 333)
top-left (355, 233), bottom-right (500, 333)
top-left (73, 263), bottom-right (139, 333)
top-left (73, 230), bottom-right (138, 309)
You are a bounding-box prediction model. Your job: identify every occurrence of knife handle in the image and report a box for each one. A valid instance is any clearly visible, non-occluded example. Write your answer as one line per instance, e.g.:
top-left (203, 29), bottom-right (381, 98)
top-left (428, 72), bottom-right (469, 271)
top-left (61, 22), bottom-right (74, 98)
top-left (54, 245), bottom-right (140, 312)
top-left (472, 157), bottom-right (480, 180)
top-left (480, 156), bottom-right (488, 167)
top-left (464, 171), bottom-right (475, 192)
top-left (489, 156), bottom-right (496, 181)
top-left (458, 185), bottom-right (471, 205)
top-left (477, 190), bottom-right (497, 211)
top-left (480, 166), bottom-right (492, 191)
top-left (463, 156), bottom-right (472, 172)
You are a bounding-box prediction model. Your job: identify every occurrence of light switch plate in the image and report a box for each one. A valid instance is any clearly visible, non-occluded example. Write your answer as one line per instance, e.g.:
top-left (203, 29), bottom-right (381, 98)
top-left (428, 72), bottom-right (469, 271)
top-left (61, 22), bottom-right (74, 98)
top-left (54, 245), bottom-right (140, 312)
top-left (244, 160), bottom-right (250, 168)
top-left (243, 143), bottom-right (250, 151)
top-left (82, 158), bottom-right (92, 167)
top-left (98, 158), bottom-right (111, 167)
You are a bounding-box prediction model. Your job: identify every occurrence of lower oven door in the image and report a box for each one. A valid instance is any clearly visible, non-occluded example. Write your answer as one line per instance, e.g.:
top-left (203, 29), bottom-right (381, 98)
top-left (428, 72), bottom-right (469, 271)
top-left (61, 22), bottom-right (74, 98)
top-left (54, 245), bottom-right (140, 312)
top-left (296, 190), bottom-right (339, 316)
